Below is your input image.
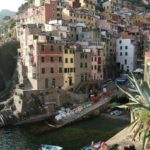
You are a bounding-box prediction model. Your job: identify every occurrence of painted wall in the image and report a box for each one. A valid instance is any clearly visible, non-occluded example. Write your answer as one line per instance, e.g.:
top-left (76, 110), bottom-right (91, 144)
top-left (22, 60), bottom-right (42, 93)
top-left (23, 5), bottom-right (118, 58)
top-left (116, 38), bottom-right (137, 72)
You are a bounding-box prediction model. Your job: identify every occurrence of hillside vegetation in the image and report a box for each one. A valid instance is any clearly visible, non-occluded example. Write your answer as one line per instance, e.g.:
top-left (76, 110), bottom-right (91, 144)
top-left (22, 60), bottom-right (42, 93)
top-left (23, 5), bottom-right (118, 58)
top-left (0, 9), bottom-right (15, 23)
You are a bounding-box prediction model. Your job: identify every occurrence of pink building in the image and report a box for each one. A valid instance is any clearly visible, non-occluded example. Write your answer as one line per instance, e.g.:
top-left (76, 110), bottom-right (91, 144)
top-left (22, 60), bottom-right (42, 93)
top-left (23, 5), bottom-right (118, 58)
top-left (17, 0), bottom-right (62, 25)
top-left (18, 25), bottom-right (64, 90)
top-left (90, 46), bottom-right (104, 81)
top-left (96, 20), bottom-right (111, 31)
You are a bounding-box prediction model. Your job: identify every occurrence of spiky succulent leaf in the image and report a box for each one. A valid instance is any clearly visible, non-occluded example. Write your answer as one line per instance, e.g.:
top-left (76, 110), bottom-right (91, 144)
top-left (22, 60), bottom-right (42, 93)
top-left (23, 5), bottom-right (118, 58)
top-left (117, 74), bottom-right (150, 149)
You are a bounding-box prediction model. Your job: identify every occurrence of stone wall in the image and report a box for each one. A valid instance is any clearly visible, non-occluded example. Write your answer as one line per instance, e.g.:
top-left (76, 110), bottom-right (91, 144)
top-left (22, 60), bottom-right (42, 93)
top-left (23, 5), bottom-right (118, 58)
top-left (13, 88), bottom-right (88, 118)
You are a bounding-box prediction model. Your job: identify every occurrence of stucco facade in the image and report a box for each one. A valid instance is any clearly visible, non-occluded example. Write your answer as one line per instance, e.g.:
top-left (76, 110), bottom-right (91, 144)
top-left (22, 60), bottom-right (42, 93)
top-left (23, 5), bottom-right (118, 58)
top-left (18, 26), bottom-right (64, 90)
top-left (63, 45), bottom-right (75, 90)
top-left (62, 7), bottom-right (95, 26)
top-left (116, 38), bottom-right (137, 72)
top-left (75, 49), bottom-right (92, 85)
top-left (90, 47), bottom-right (104, 80)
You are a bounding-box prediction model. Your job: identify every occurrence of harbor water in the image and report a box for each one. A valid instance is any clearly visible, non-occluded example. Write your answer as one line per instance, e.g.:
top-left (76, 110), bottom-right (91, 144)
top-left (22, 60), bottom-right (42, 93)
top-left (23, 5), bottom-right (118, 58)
top-left (0, 115), bottom-right (129, 150)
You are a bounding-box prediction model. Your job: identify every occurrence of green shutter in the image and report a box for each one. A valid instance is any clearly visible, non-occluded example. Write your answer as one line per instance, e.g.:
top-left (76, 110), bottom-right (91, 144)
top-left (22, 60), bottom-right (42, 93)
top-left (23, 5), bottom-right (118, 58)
top-left (59, 67), bottom-right (62, 73)
top-left (50, 45), bottom-right (54, 51)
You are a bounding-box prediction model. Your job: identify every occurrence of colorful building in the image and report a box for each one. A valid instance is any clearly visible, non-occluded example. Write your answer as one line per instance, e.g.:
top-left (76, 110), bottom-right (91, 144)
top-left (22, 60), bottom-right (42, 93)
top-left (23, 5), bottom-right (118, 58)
top-left (18, 25), bottom-right (64, 90)
top-left (16, 0), bottom-right (62, 25)
top-left (62, 7), bottom-right (95, 26)
top-left (116, 37), bottom-right (137, 72)
top-left (75, 48), bottom-right (92, 85)
top-left (90, 46), bottom-right (104, 80)
top-left (63, 45), bottom-right (75, 89)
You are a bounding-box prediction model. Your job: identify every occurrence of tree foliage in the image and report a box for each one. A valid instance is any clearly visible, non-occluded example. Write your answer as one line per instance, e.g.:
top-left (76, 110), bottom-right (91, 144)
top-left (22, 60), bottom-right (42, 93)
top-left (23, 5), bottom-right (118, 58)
top-left (0, 41), bottom-right (19, 91)
top-left (18, 0), bottom-right (34, 13)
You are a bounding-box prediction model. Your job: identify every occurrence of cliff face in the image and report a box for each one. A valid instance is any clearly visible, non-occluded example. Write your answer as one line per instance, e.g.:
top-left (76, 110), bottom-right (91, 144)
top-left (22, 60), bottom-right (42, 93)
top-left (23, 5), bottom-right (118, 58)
top-left (0, 41), bottom-right (19, 92)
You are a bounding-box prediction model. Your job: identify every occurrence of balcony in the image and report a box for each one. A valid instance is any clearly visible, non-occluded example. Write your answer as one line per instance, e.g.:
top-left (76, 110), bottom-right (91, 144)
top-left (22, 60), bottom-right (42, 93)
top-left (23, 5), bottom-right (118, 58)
top-left (38, 35), bottom-right (47, 43)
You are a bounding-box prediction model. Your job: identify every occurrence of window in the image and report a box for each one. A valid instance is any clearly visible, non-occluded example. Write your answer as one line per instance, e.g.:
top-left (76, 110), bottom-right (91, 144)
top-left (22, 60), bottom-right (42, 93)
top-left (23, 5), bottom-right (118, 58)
top-left (119, 40), bottom-right (122, 44)
top-left (40, 45), bottom-right (44, 51)
top-left (80, 63), bottom-right (83, 68)
top-left (120, 46), bottom-right (122, 50)
top-left (70, 49), bottom-right (74, 54)
top-left (59, 45), bottom-right (62, 51)
top-left (70, 58), bottom-right (73, 63)
top-left (65, 49), bottom-right (68, 53)
top-left (59, 57), bottom-right (62, 62)
top-left (50, 45), bottom-right (54, 51)
top-left (98, 66), bottom-right (101, 72)
top-left (41, 56), bottom-right (45, 62)
top-left (41, 68), bottom-right (45, 74)
top-left (95, 57), bottom-right (97, 61)
top-left (85, 63), bottom-right (87, 68)
top-left (70, 68), bottom-right (73, 72)
top-left (64, 68), bottom-right (67, 73)
top-left (50, 37), bottom-right (54, 42)
top-left (59, 67), bottom-right (62, 73)
top-left (65, 58), bottom-right (68, 63)
top-left (98, 57), bottom-right (101, 64)
top-left (125, 46), bottom-right (128, 49)
top-left (50, 56), bottom-right (54, 62)
top-left (80, 53), bottom-right (84, 58)
top-left (125, 52), bottom-right (128, 56)
top-left (50, 67), bottom-right (54, 73)
top-left (85, 54), bottom-right (87, 58)
top-left (95, 65), bottom-right (97, 70)
top-left (124, 59), bottom-right (127, 64)
top-left (120, 52), bottom-right (122, 56)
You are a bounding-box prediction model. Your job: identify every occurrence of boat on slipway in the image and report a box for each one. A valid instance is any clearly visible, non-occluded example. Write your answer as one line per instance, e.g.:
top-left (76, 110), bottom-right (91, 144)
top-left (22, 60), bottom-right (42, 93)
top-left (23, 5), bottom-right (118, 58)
top-left (41, 144), bottom-right (63, 150)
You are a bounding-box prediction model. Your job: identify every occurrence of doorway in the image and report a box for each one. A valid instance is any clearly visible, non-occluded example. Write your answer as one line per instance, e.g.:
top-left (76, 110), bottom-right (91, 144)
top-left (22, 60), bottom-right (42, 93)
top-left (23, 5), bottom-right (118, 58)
top-left (45, 78), bottom-right (49, 89)
top-left (69, 77), bottom-right (72, 86)
top-left (52, 78), bottom-right (55, 87)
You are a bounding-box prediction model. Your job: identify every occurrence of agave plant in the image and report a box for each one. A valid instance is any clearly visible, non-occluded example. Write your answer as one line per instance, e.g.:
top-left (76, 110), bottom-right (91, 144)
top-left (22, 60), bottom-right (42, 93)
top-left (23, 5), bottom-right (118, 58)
top-left (116, 68), bottom-right (150, 150)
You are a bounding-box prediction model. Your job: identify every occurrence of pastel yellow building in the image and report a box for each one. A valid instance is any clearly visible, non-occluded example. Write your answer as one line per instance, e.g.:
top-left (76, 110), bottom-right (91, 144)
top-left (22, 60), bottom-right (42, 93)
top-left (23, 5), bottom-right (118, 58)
top-left (132, 14), bottom-right (146, 25)
top-left (79, 0), bottom-right (96, 11)
top-left (63, 46), bottom-right (75, 90)
top-left (100, 12), bottom-right (112, 20)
